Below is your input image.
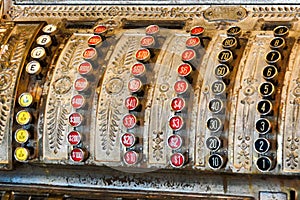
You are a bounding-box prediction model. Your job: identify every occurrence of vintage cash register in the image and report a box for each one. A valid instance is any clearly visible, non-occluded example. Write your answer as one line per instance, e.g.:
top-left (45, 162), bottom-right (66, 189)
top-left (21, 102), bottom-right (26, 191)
top-left (0, 0), bottom-right (299, 199)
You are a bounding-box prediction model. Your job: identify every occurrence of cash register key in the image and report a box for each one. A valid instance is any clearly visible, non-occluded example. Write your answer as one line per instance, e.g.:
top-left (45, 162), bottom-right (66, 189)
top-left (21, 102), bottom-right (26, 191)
top-left (254, 138), bottom-right (270, 154)
top-left (206, 117), bottom-right (223, 132)
top-left (26, 60), bottom-right (41, 75)
top-left (94, 25), bottom-right (108, 36)
top-left (177, 63), bottom-right (192, 78)
top-left (186, 37), bottom-right (201, 49)
top-left (87, 35), bottom-right (102, 48)
top-left (222, 37), bottom-right (238, 50)
top-left (16, 110), bottom-right (32, 126)
top-left (124, 150), bottom-right (139, 165)
top-left (190, 26), bottom-right (205, 37)
top-left (174, 79), bottom-right (189, 94)
top-left (208, 154), bottom-right (225, 170)
top-left (125, 96), bottom-right (139, 111)
top-left (42, 24), bottom-right (58, 35)
top-left (265, 50), bottom-right (281, 64)
top-left (256, 156), bottom-right (273, 172)
top-left (128, 78), bottom-right (142, 93)
top-left (18, 92), bottom-right (33, 108)
top-left (71, 94), bottom-right (85, 109)
top-left (273, 26), bottom-right (289, 37)
top-left (14, 147), bottom-right (30, 162)
top-left (211, 80), bottom-right (226, 95)
top-left (217, 49), bottom-right (233, 64)
top-left (74, 77), bottom-right (89, 92)
top-left (170, 152), bottom-right (185, 168)
top-left (256, 99), bottom-right (273, 115)
top-left (262, 65), bottom-right (278, 80)
top-left (169, 115), bottom-right (184, 131)
top-left (121, 133), bottom-right (136, 148)
top-left (68, 112), bottom-right (83, 127)
top-left (181, 49), bottom-right (196, 65)
top-left (270, 37), bottom-right (285, 50)
top-left (77, 61), bottom-right (93, 75)
top-left (208, 98), bottom-right (223, 114)
top-left (227, 26), bottom-right (242, 37)
top-left (67, 131), bottom-right (82, 146)
top-left (15, 129), bottom-right (30, 144)
top-left (214, 64), bottom-right (230, 79)
top-left (36, 35), bottom-right (52, 48)
top-left (122, 114), bottom-right (137, 129)
top-left (140, 36), bottom-right (155, 48)
top-left (82, 47), bottom-right (97, 62)
top-left (170, 97), bottom-right (185, 112)
top-left (255, 118), bottom-right (271, 134)
top-left (31, 47), bottom-right (46, 60)
top-left (135, 48), bottom-right (151, 63)
top-left (70, 148), bottom-right (88, 162)
top-left (206, 136), bottom-right (221, 151)
top-left (258, 82), bottom-right (275, 98)
top-left (145, 25), bottom-right (160, 36)
top-left (131, 63), bottom-right (146, 77)
top-left (167, 134), bottom-right (183, 150)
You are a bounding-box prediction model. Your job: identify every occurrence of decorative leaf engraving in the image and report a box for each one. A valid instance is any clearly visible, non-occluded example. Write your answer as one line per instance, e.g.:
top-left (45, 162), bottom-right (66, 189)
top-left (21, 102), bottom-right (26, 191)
top-left (98, 105), bottom-right (120, 156)
top-left (60, 41), bottom-right (77, 72)
top-left (0, 95), bottom-right (9, 144)
top-left (286, 137), bottom-right (299, 169)
top-left (153, 131), bottom-right (163, 161)
top-left (0, 36), bottom-right (17, 70)
top-left (47, 99), bottom-right (68, 154)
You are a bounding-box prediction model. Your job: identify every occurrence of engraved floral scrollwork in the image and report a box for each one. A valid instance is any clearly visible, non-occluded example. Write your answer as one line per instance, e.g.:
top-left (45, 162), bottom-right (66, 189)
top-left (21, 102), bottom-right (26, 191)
top-left (285, 137), bottom-right (299, 169)
top-left (153, 131), bottom-right (164, 161)
top-left (53, 76), bottom-right (72, 95)
top-left (98, 102), bottom-right (121, 156)
top-left (105, 78), bottom-right (124, 95)
top-left (60, 40), bottom-right (78, 73)
top-left (0, 95), bottom-right (9, 144)
top-left (0, 73), bottom-right (12, 91)
top-left (47, 97), bottom-right (68, 154)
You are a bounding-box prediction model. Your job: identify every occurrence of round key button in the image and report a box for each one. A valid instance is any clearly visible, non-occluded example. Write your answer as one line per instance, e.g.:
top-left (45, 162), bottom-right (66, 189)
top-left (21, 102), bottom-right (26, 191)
top-left (207, 117), bottom-right (222, 132)
top-left (255, 118), bottom-right (271, 134)
top-left (190, 26), bottom-right (205, 36)
top-left (71, 94), bottom-right (85, 109)
top-left (36, 35), bottom-right (52, 47)
top-left (254, 138), bottom-right (270, 154)
top-left (265, 50), bottom-right (281, 64)
top-left (140, 36), bottom-right (155, 48)
top-left (87, 35), bottom-right (102, 47)
top-left (31, 47), bottom-right (46, 60)
top-left (82, 47), bottom-right (97, 61)
top-left (167, 134), bottom-right (183, 150)
top-left (211, 80), bottom-right (226, 95)
top-left (135, 48), bottom-right (150, 62)
top-left (145, 25), bottom-right (160, 35)
top-left (222, 37), bottom-right (238, 50)
top-left (208, 98), bottom-right (223, 114)
top-left (125, 96), bottom-right (139, 111)
top-left (177, 63), bottom-right (192, 77)
top-left (94, 25), bottom-right (108, 35)
top-left (214, 64), bottom-right (230, 79)
top-left (256, 156), bottom-right (272, 172)
top-left (186, 37), bottom-right (201, 48)
top-left (42, 24), bottom-right (58, 35)
top-left (273, 26), bottom-right (289, 37)
top-left (121, 133), bottom-right (136, 148)
top-left (14, 147), bottom-right (30, 162)
top-left (170, 97), bottom-right (185, 112)
top-left (68, 112), bottom-right (83, 127)
top-left (169, 116), bottom-right (184, 131)
top-left (70, 148), bottom-right (87, 162)
top-left (227, 26), bottom-right (242, 37)
top-left (170, 152), bottom-right (185, 168)
top-left (16, 110), bottom-right (32, 126)
top-left (257, 99), bottom-right (272, 115)
top-left (262, 65), bottom-right (278, 80)
top-left (124, 150), bottom-right (139, 165)
top-left (18, 92), bottom-right (33, 108)
top-left (206, 136), bottom-right (221, 151)
top-left (258, 82), bottom-right (275, 98)
top-left (174, 80), bottom-right (189, 94)
top-left (123, 114), bottom-right (137, 129)
top-left (77, 61), bottom-right (92, 75)
top-left (181, 49), bottom-right (196, 63)
top-left (67, 131), bottom-right (82, 145)
top-left (217, 50), bottom-right (233, 64)
top-left (128, 78), bottom-right (142, 93)
top-left (74, 77), bottom-right (89, 92)
top-left (26, 60), bottom-right (41, 75)
top-left (15, 129), bottom-right (30, 144)
top-left (131, 63), bottom-right (146, 77)
top-left (208, 154), bottom-right (224, 170)
top-left (270, 37), bottom-right (285, 50)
